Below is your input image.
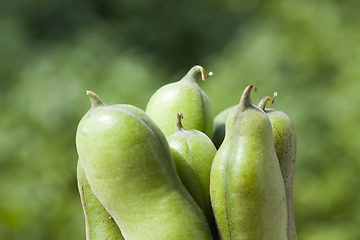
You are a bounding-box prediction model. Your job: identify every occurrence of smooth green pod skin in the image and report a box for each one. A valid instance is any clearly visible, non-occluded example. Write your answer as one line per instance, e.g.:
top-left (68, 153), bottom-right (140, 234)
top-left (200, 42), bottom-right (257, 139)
top-left (77, 159), bottom-right (124, 240)
top-left (212, 106), bottom-right (233, 149)
top-left (145, 65), bottom-right (214, 138)
top-left (76, 91), bottom-right (213, 240)
top-left (258, 97), bottom-right (297, 240)
top-left (167, 113), bottom-right (218, 239)
top-left (210, 85), bottom-right (287, 240)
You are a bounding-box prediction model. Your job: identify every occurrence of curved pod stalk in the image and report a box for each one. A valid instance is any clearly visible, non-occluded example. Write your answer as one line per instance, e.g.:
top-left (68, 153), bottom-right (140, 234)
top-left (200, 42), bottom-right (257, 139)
top-left (210, 85), bottom-right (287, 240)
top-left (76, 91), bottom-right (213, 240)
top-left (167, 113), bottom-right (218, 239)
top-left (258, 94), bottom-right (297, 240)
top-left (77, 159), bottom-right (124, 240)
top-left (146, 65), bottom-right (214, 138)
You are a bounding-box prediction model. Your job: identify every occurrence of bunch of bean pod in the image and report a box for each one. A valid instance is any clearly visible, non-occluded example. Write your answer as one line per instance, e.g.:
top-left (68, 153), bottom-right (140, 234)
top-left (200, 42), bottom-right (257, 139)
top-left (76, 66), bottom-right (297, 240)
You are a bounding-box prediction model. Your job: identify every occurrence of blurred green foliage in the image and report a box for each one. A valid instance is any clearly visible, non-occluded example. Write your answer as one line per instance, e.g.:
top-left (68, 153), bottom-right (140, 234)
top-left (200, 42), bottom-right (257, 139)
top-left (1, 0), bottom-right (360, 239)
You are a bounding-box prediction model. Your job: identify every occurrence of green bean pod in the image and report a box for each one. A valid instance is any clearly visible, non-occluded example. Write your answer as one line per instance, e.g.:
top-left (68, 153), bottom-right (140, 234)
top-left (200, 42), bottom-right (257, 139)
top-left (76, 91), bottom-right (213, 240)
top-left (77, 159), bottom-right (124, 240)
top-left (210, 85), bottom-right (287, 240)
top-left (167, 112), bottom-right (218, 239)
top-left (258, 94), bottom-right (297, 240)
top-left (145, 65), bottom-right (214, 138)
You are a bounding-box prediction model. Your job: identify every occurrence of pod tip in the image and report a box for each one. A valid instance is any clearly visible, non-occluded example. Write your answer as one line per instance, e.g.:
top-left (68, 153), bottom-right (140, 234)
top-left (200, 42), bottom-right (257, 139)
top-left (203, 71), bottom-right (213, 81)
top-left (177, 112), bottom-right (184, 119)
top-left (184, 65), bottom-right (212, 82)
top-left (175, 112), bottom-right (184, 132)
top-left (258, 92), bottom-right (277, 110)
top-left (239, 85), bottom-right (256, 107)
top-left (86, 90), bottom-right (105, 108)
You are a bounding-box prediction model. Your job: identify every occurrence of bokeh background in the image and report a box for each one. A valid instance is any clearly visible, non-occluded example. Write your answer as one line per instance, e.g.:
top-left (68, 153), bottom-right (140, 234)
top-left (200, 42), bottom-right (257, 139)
top-left (1, 0), bottom-right (360, 239)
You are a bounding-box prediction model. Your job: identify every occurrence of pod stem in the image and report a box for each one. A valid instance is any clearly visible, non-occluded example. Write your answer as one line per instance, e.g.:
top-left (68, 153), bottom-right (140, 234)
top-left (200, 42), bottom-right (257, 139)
top-left (86, 90), bottom-right (106, 108)
top-left (182, 65), bottom-right (213, 83)
top-left (258, 92), bottom-right (277, 110)
top-left (175, 112), bottom-right (184, 132)
top-left (239, 85), bottom-right (256, 108)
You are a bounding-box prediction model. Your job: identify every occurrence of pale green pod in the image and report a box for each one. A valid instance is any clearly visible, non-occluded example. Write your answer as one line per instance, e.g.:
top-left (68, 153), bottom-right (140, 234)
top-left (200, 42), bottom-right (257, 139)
top-left (210, 85), bottom-right (287, 240)
top-left (212, 106), bottom-right (233, 149)
top-left (258, 95), bottom-right (297, 240)
top-left (167, 113), bottom-right (218, 239)
top-left (77, 159), bottom-right (124, 240)
top-left (145, 65), bottom-right (214, 138)
top-left (76, 91), bottom-right (213, 240)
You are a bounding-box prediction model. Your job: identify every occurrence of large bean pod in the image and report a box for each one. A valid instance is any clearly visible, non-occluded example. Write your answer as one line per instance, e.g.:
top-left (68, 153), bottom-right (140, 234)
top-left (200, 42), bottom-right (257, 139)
top-left (76, 91), bottom-right (213, 240)
top-left (167, 113), bottom-right (218, 239)
top-left (258, 95), bottom-right (297, 240)
top-left (210, 85), bottom-right (287, 240)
